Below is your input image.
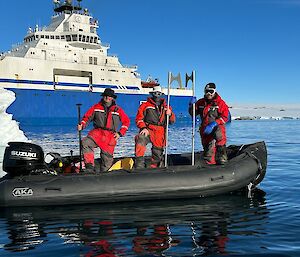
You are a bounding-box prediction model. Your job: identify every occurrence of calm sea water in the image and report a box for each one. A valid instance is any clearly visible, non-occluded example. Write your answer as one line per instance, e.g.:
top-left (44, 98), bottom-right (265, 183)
top-left (0, 119), bottom-right (300, 257)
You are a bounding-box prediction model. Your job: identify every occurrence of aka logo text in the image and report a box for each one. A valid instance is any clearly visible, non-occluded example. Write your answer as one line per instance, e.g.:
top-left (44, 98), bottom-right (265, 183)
top-left (12, 187), bottom-right (34, 197)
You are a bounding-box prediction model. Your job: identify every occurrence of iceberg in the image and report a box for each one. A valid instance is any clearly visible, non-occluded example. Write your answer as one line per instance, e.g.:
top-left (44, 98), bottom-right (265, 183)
top-left (0, 88), bottom-right (28, 177)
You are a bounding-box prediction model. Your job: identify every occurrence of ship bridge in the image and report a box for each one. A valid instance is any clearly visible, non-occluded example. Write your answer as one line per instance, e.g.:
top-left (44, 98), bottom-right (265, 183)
top-left (53, 0), bottom-right (82, 14)
top-left (22, 0), bottom-right (101, 47)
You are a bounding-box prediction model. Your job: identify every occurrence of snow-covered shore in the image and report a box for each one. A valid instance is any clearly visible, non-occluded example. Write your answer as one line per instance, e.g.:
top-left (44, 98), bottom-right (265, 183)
top-left (229, 104), bottom-right (300, 120)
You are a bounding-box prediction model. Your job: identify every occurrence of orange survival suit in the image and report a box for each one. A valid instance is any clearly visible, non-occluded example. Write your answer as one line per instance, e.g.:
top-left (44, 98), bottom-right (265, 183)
top-left (191, 93), bottom-right (229, 164)
top-left (80, 99), bottom-right (130, 172)
top-left (135, 97), bottom-right (175, 168)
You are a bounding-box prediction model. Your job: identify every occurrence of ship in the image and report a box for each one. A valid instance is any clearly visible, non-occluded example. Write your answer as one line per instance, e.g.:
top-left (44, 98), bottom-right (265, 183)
top-left (0, 0), bottom-right (192, 122)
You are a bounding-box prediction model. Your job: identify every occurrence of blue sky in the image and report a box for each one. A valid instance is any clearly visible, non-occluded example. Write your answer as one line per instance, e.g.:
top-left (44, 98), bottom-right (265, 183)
top-left (1, 0), bottom-right (300, 104)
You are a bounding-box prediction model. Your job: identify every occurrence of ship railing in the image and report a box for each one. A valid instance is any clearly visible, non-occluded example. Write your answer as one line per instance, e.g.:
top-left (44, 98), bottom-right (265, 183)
top-left (101, 43), bottom-right (110, 48)
top-left (12, 42), bottom-right (24, 49)
top-left (123, 64), bottom-right (138, 69)
top-left (108, 54), bottom-right (118, 58)
top-left (24, 55), bottom-right (131, 68)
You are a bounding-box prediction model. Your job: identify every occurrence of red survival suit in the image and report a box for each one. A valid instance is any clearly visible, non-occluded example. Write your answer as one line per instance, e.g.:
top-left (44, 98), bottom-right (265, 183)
top-left (80, 100), bottom-right (130, 171)
top-left (192, 93), bottom-right (229, 164)
top-left (135, 97), bottom-right (175, 168)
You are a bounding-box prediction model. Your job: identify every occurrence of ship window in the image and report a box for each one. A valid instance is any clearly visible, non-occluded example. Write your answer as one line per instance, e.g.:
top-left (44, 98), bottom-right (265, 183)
top-left (41, 35), bottom-right (44, 38)
top-left (72, 35), bottom-right (77, 41)
top-left (109, 69), bottom-right (118, 72)
top-left (82, 35), bottom-right (86, 42)
top-left (61, 35), bottom-right (65, 39)
top-left (100, 50), bottom-right (103, 53)
top-left (46, 35), bottom-right (49, 39)
top-left (66, 35), bottom-right (71, 42)
top-left (79, 35), bottom-right (82, 41)
top-left (94, 38), bottom-right (98, 44)
top-left (56, 36), bottom-right (59, 39)
top-left (94, 57), bottom-right (97, 65)
top-left (51, 35), bottom-right (54, 39)
top-left (90, 37), bottom-right (93, 43)
top-left (86, 36), bottom-right (90, 42)
top-left (122, 71), bottom-right (126, 73)
top-left (79, 29), bottom-right (83, 32)
top-left (101, 69), bottom-right (104, 71)
top-left (89, 57), bottom-right (93, 64)
top-left (35, 35), bottom-right (39, 39)
top-left (108, 79), bottom-right (112, 82)
top-left (101, 79), bottom-right (104, 81)
top-left (116, 80), bottom-right (119, 82)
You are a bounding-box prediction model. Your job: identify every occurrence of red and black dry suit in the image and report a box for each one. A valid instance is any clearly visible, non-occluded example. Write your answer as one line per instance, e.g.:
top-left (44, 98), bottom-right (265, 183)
top-left (80, 99), bottom-right (130, 171)
top-left (135, 97), bottom-right (175, 168)
top-left (190, 93), bottom-right (229, 164)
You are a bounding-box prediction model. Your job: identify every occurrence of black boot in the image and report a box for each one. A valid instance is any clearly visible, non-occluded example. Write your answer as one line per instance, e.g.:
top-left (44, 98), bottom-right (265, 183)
top-left (203, 142), bottom-right (214, 163)
top-left (216, 145), bottom-right (228, 165)
top-left (135, 157), bottom-right (145, 169)
top-left (84, 163), bottom-right (95, 173)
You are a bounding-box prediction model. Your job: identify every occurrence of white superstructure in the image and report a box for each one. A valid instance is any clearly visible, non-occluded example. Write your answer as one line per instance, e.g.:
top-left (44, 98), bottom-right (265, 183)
top-left (0, 0), bottom-right (191, 97)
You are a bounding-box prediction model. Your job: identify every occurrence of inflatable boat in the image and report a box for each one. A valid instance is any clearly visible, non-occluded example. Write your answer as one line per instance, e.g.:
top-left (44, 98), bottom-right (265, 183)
top-left (0, 141), bottom-right (267, 207)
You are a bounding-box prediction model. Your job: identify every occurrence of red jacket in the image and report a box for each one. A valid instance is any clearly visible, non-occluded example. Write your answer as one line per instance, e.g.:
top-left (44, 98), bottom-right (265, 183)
top-left (193, 94), bottom-right (229, 127)
top-left (136, 97), bottom-right (175, 130)
top-left (81, 100), bottom-right (130, 136)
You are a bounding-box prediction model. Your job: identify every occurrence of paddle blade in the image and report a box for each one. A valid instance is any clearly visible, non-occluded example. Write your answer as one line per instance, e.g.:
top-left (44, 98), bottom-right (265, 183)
top-left (108, 158), bottom-right (134, 171)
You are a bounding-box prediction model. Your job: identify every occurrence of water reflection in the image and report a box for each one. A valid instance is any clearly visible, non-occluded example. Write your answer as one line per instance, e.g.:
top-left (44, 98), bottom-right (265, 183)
top-left (0, 190), bottom-right (268, 256)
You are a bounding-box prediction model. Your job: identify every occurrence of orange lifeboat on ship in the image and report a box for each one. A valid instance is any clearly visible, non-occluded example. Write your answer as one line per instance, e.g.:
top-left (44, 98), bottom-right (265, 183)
top-left (141, 76), bottom-right (160, 88)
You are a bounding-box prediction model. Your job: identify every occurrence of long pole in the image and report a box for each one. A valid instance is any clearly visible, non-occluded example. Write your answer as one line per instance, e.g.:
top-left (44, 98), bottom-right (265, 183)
top-left (76, 104), bottom-right (82, 173)
top-left (192, 70), bottom-right (196, 166)
top-left (164, 72), bottom-right (172, 167)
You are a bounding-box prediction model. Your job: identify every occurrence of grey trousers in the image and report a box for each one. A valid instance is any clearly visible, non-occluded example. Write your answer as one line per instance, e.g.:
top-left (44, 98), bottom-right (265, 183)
top-left (82, 136), bottom-right (113, 172)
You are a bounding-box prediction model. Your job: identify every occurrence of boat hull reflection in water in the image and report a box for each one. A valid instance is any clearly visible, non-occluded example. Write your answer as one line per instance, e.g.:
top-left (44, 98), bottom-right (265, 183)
top-left (1, 191), bottom-right (269, 256)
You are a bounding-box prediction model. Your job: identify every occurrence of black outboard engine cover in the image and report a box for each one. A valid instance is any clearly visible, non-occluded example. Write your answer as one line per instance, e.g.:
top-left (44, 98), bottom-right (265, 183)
top-left (3, 142), bottom-right (45, 177)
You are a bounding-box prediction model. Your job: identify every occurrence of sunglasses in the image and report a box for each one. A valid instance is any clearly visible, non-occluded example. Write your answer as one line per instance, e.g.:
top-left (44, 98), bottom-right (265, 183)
top-left (204, 89), bottom-right (216, 95)
top-left (152, 91), bottom-right (163, 97)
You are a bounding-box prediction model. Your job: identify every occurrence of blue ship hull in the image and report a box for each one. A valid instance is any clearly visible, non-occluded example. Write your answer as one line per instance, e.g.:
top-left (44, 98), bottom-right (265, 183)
top-left (6, 89), bottom-right (191, 120)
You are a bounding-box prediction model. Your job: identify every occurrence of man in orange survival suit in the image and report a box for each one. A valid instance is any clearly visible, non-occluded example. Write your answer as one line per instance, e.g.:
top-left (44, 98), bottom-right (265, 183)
top-left (189, 83), bottom-right (229, 165)
top-left (77, 88), bottom-right (130, 172)
top-left (135, 86), bottom-right (175, 169)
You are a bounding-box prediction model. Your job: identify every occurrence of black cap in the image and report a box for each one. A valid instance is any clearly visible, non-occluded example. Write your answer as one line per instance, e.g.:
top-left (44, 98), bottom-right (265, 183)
top-left (102, 88), bottom-right (117, 99)
top-left (205, 83), bottom-right (216, 91)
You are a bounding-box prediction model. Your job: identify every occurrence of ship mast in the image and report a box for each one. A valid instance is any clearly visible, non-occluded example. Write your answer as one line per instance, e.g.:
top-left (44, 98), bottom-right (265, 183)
top-left (53, 0), bottom-right (82, 14)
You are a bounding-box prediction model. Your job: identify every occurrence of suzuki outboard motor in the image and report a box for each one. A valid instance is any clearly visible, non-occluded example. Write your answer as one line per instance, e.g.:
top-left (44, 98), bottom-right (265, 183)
top-left (3, 142), bottom-right (45, 177)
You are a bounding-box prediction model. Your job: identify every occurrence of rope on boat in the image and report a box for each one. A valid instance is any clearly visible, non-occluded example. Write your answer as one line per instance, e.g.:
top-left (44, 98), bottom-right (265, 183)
top-left (245, 150), bottom-right (264, 189)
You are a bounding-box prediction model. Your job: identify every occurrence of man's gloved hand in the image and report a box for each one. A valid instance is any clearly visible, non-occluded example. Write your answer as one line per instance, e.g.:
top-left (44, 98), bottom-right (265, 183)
top-left (189, 96), bottom-right (197, 105)
top-left (140, 128), bottom-right (149, 137)
top-left (204, 121), bottom-right (218, 135)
